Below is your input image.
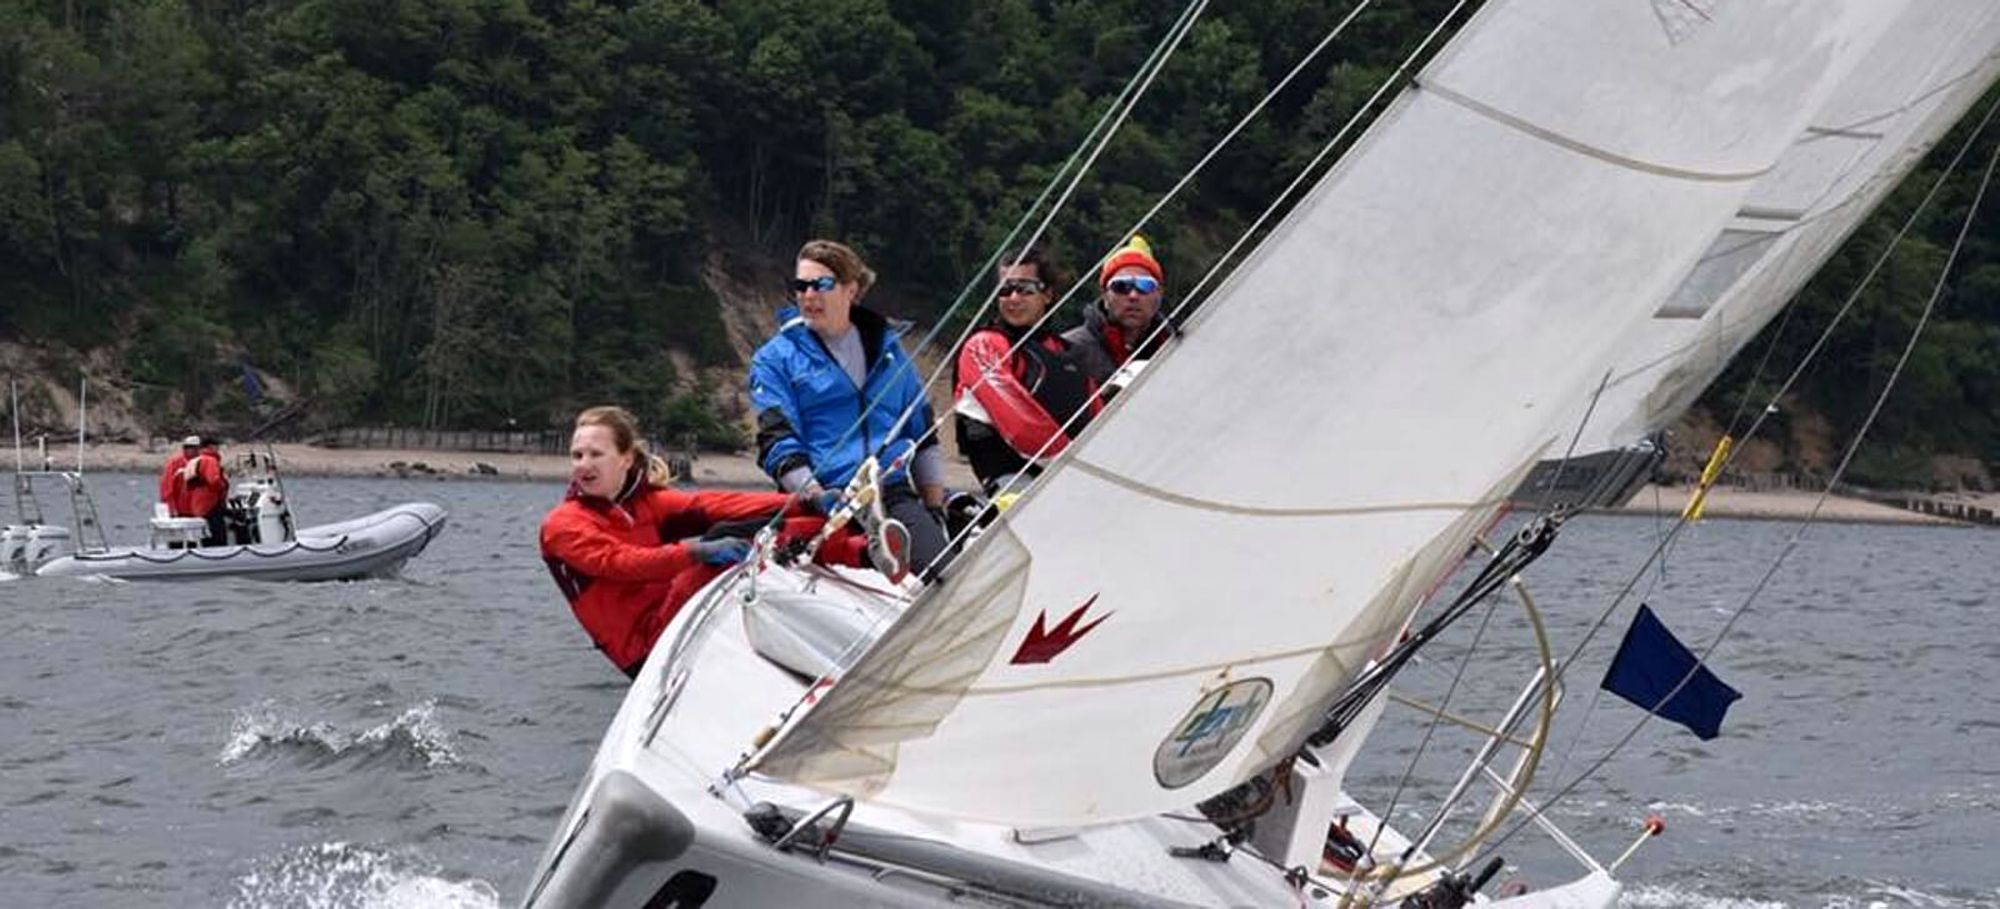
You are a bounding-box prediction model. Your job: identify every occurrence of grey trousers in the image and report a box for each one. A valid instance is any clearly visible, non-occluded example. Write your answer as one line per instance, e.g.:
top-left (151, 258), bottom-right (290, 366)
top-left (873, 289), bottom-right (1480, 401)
top-left (882, 484), bottom-right (953, 579)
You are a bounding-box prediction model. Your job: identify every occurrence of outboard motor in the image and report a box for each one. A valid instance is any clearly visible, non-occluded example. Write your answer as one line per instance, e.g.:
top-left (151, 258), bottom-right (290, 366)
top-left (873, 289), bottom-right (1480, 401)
top-left (226, 456), bottom-right (295, 545)
top-left (254, 485), bottom-right (292, 544)
top-left (23, 524), bottom-right (73, 572)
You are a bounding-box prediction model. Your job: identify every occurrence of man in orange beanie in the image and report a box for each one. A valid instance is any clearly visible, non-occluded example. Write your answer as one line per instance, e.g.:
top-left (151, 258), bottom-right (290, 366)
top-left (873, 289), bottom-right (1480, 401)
top-left (1063, 235), bottom-right (1176, 390)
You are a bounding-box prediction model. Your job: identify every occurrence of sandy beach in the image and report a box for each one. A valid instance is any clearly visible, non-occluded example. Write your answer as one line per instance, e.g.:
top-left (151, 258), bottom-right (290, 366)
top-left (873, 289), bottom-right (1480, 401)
top-left (13, 442), bottom-right (1989, 527)
top-left (1610, 484), bottom-right (1969, 526)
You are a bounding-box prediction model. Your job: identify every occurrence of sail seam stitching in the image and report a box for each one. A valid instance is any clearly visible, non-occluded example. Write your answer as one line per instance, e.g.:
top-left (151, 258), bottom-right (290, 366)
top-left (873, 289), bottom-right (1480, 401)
top-left (1813, 50), bottom-right (2000, 136)
top-left (1068, 458), bottom-right (1494, 516)
top-left (964, 641), bottom-right (1363, 695)
top-left (1419, 80), bottom-right (1771, 182)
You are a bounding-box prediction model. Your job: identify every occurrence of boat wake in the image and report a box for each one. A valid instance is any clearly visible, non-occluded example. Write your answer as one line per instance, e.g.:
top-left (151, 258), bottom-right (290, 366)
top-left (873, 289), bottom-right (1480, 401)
top-left (227, 840), bottom-right (498, 909)
top-left (219, 700), bottom-right (462, 770)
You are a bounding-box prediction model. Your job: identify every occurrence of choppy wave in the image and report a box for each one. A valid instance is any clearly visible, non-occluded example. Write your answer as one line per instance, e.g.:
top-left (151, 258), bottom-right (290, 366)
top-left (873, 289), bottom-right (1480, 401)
top-left (1621, 880), bottom-right (2000, 909)
top-left (1622, 884), bottom-right (1789, 909)
top-left (1845, 881), bottom-right (2000, 909)
top-left (219, 700), bottom-right (462, 769)
top-left (227, 841), bottom-right (498, 909)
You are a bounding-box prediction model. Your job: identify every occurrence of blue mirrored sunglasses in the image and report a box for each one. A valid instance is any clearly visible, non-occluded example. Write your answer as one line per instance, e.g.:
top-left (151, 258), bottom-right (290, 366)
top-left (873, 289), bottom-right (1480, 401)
top-left (1106, 275), bottom-right (1159, 296)
top-left (789, 275), bottom-right (839, 294)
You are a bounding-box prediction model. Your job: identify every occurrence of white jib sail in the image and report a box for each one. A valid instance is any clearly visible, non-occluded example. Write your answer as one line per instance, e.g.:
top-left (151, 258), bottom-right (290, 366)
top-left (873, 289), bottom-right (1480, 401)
top-left (749, 0), bottom-right (1915, 826)
top-left (1575, 4), bottom-right (2000, 455)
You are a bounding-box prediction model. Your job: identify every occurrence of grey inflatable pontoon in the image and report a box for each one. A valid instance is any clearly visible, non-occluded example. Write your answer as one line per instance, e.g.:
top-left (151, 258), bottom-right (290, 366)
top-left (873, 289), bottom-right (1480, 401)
top-left (31, 502), bottom-right (447, 582)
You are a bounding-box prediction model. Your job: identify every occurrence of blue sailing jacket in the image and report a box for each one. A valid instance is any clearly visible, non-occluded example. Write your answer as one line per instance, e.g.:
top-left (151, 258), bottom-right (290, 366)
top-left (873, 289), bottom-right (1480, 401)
top-left (749, 304), bottom-right (938, 490)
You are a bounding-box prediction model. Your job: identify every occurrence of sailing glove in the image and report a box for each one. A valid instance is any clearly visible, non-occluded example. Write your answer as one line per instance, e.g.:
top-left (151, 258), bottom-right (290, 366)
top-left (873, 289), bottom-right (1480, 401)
top-left (685, 538), bottom-right (751, 567)
top-left (798, 481), bottom-right (843, 518)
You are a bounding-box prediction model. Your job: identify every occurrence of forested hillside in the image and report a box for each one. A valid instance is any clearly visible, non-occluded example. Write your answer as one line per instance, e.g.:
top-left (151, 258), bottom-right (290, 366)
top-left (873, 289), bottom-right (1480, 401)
top-left (1, 1), bottom-right (1996, 485)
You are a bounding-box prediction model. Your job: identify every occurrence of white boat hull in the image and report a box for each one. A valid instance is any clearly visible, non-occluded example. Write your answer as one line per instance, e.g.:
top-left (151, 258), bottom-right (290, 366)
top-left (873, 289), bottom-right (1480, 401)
top-left (29, 502), bottom-right (447, 582)
top-left (520, 564), bottom-right (1618, 909)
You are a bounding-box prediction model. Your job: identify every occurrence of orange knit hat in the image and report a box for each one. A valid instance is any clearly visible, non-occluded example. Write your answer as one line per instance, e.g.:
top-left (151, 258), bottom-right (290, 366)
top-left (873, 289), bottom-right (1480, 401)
top-left (1099, 235), bottom-right (1163, 287)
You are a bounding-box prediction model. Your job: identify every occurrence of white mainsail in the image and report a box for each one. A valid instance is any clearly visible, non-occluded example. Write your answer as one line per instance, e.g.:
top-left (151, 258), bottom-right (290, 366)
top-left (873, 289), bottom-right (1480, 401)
top-left (1575, 4), bottom-right (2000, 456)
top-left (749, 1), bottom-right (1918, 826)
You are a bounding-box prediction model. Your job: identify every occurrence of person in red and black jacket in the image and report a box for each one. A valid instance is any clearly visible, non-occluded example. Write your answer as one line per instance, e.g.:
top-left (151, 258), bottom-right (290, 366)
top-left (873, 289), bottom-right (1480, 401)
top-left (1062, 235), bottom-right (1177, 391)
top-left (953, 246), bottom-right (1102, 496)
top-left (540, 406), bottom-right (906, 678)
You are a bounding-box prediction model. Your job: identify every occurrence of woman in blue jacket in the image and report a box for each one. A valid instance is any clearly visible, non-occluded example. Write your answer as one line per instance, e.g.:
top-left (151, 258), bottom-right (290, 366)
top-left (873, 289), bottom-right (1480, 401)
top-left (749, 239), bottom-right (951, 577)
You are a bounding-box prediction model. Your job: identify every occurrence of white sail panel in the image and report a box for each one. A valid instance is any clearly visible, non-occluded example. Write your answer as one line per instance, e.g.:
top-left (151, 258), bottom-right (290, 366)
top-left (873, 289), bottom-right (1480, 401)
top-left (750, 0), bottom-right (1914, 826)
top-left (1575, 5), bottom-right (2000, 452)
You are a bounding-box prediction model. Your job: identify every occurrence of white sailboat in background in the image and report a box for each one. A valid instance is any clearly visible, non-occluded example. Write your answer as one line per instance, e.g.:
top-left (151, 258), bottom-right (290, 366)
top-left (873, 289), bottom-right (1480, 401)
top-left (521, 2), bottom-right (2000, 906)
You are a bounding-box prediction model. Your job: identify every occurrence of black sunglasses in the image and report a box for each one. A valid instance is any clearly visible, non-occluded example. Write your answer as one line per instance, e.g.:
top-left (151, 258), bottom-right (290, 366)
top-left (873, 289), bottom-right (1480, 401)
top-left (789, 275), bottom-right (839, 294)
top-left (997, 279), bottom-right (1047, 298)
top-left (1106, 275), bottom-right (1160, 296)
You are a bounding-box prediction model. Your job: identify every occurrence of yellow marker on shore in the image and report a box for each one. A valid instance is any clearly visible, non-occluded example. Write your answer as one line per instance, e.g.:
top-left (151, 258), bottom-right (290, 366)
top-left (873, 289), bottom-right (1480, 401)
top-left (1681, 434), bottom-right (1734, 522)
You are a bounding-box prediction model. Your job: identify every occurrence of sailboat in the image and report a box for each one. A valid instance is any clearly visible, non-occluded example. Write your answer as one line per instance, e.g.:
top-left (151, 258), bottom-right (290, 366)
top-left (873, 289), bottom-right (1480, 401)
top-left (519, 3), bottom-right (2000, 906)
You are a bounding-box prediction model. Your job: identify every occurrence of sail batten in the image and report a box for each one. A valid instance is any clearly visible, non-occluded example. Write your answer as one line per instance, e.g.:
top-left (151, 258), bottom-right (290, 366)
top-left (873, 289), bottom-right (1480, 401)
top-left (745, 0), bottom-right (1980, 827)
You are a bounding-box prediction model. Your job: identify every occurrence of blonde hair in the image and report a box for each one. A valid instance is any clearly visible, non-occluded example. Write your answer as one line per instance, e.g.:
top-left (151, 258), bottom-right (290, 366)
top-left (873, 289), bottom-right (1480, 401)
top-left (798, 239), bottom-right (877, 298)
top-left (575, 405), bottom-right (671, 487)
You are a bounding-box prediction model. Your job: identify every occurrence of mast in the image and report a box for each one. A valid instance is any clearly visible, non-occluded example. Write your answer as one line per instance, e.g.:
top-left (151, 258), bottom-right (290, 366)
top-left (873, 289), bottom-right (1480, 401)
top-left (10, 378), bottom-right (20, 475)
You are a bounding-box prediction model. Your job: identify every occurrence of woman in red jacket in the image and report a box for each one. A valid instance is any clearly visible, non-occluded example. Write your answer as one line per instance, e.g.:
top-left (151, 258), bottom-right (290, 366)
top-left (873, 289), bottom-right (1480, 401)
top-left (541, 406), bottom-right (905, 678)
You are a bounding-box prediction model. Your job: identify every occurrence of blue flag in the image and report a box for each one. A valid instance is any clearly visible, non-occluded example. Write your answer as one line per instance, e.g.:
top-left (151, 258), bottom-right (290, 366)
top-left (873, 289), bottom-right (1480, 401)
top-left (1600, 604), bottom-right (1742, 740)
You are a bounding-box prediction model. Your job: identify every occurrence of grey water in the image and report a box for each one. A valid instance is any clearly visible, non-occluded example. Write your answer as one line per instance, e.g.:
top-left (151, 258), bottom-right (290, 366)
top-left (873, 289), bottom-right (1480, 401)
top-left (0, 474), bottom-right (1993, 908)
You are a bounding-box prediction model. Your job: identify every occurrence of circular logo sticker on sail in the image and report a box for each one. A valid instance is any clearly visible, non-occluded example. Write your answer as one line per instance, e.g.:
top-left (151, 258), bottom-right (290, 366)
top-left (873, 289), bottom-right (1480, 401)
top-left (1154, 678), bottom-right (1273, 789)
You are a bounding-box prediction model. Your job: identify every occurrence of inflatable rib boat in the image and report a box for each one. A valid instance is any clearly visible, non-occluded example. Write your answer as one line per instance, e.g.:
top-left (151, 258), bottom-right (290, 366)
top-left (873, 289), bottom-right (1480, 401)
top-left (29, 502), bottom-right (446, 582)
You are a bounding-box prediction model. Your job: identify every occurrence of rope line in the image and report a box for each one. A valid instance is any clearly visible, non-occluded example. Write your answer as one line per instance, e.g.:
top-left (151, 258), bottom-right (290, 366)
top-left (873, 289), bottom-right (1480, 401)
top-left (927, 0), bottom-right (1450, 571)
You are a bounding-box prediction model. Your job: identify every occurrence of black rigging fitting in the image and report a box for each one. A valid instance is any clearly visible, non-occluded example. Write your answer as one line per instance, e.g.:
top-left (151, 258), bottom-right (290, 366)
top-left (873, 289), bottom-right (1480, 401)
top-left (1306, 510), bottom-right (1565, 749)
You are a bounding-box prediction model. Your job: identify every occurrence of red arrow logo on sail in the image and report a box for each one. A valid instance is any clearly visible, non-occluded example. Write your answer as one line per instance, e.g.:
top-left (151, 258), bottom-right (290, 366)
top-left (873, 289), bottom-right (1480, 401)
top-left (1010, 595), bottom-right (1110, 665)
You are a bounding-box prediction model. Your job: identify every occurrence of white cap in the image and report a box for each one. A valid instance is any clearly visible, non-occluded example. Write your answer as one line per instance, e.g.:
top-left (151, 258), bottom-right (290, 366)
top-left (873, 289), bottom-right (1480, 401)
top-left (182, 435), bottom-right (201, 447)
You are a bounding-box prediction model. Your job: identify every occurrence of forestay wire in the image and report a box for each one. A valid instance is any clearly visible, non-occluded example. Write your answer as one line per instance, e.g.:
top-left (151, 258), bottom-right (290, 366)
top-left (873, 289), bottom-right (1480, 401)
top-left (867, 0), bottom-right (1215, 463)
top-left (742, 0), bottom-right (1205, 539)
top-left (730, 0), bottom-right (1404, 782)
top-left (722, 0), bottom-right (1212, 768)
top-left (920, 0), bottom-right (1458, 570)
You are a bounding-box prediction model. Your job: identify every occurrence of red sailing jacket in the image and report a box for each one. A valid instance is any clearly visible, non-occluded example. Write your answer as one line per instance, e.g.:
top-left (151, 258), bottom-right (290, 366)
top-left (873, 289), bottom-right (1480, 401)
top-left (540, 474), bottom-right (867, 675)
top-left (160, 449), bottom-right (226, 517)
top-left (158, 452), bottom-right (189, 510)
top-left (182, 448), bottom-right (228, 517)
top-left (953, 326), bottom-right (1101, 489)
